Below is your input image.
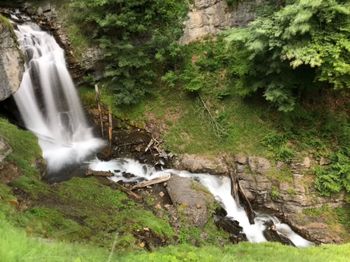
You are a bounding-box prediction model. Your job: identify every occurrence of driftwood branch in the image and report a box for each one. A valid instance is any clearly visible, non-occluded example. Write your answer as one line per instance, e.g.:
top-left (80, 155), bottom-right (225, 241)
top-left (95, 84), bottom-right (104, 138)
top-left (145, 139), bottom-right (155, 153)
top-left (131, 174), bottom-right (171, 190)
top-left (108, 106), bottom-right (113, 146)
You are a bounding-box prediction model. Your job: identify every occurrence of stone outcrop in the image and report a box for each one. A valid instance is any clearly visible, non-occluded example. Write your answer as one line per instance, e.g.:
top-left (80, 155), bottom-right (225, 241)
top-left (166, 175), bottom-right (215, 227)
top-left (180, 0), bottom-right (266, 44)
top-left (174, 153), bottom-right (348, 243)
top-left (0, 16), bottom-right (24, 101)
top-left (174, 154), bottom-right (229, 175)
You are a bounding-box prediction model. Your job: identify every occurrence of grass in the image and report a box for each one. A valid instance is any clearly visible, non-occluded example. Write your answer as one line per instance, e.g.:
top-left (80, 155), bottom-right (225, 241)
top-left (2, 217), bottom-right (350, 262)
top-left (0, 117), bottom-right (41, 177)
top-left (78, 37), bottom-right (349, 166)
top-left (303, 205), bottom-right (350, 241)
top-left (0, 214), bottom-right (115, 262)
top-left (0, 119), bottom-right (237, 252)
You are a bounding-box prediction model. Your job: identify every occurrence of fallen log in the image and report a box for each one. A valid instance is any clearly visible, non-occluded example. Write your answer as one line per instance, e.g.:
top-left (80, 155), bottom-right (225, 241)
top-left (131, 174), bottom-right (171, 190)
top-left (116, 184), bottom-right (142, 201)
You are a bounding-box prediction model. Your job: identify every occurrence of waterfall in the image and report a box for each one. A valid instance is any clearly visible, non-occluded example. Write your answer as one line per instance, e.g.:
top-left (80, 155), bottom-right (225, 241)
top-left (13, 23), bottom-right (104, 172)
top-left (13, 22), bottom-right (311, 248)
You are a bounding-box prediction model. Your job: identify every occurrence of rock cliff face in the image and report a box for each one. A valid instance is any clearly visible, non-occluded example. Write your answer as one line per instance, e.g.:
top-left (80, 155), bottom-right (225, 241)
top-left (0, 17), bottom-right (24, 101)
top-left (180, 0), bottom-right (265, 44)
top-left (174, 153), bottom-right (348, 244)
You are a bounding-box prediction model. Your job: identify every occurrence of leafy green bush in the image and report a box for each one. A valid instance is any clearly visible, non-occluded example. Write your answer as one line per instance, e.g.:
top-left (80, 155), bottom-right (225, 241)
top-left (225, 0), bottom-right (350, 111)
top-left (262, 133), bottom-right (295, 162)
top-left (315, 149), bottom-right (350, 196)
top-left (71, 0), bottom-right (187, 105)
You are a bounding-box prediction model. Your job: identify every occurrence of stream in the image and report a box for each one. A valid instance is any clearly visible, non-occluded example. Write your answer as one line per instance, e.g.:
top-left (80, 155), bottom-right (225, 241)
top-left (12, 20), bottom-right (312, 248)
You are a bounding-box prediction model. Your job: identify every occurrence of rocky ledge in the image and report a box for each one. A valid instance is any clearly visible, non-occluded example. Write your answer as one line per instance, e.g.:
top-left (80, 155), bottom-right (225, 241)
top-left (174, 153), bottom-right (348, 244)
top-left (0, 15), bottom-right (24, 101)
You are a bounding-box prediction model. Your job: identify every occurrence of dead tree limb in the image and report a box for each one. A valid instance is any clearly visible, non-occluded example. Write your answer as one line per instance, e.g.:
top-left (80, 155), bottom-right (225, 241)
top-left (108, 106), bottom-right (113, 146)
top-left (95, 84), bottom-right (104, 138)
top-left (198, 95), bottom-right (227, 137)
top-left (131, 175), bottom-right (171, 190)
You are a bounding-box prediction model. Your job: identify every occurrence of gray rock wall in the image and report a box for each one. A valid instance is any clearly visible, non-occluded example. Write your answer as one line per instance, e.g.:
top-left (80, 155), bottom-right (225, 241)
top-left (180, 0), bottom-right (265, 44)
top-left (0, 17), bottom-right (24, 101)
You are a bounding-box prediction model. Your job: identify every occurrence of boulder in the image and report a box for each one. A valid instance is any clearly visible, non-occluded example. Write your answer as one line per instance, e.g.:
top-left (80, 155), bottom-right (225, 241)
top-left (263, 221), bottom-right (295, 246)
top-left (174, 154), bottom-right (229, 175)
top-left (0, 16), bottom-right (24, 101)
top-left (166, 176), bottom-right (215, 227)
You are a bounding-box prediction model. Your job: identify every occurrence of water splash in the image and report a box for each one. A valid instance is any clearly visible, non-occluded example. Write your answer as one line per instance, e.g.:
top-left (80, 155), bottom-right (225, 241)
top-left (89, 158), bottom-right (312, 247)
top-left (14, 24), bottom-right (105, 172)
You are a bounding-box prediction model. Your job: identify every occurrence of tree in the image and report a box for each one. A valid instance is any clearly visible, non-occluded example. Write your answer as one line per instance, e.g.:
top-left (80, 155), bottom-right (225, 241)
top-left (225, 0), bottom-right (350, 111)
top-left (71, 0), bottom-right (187, 105)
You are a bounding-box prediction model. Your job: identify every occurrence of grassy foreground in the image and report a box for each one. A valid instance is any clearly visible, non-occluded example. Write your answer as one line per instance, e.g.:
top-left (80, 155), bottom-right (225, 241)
top-left (2, 217), bottom-right (350, 262)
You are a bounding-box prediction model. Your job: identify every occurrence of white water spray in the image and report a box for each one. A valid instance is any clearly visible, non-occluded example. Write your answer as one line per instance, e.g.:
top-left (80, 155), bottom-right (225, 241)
top-left (89, 158), bottom-right (312, 247)
top-left (14, 24), bottom-right (104, 171)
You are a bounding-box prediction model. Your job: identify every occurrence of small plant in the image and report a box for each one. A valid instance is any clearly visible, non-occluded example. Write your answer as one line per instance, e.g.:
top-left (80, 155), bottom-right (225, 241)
top-left (270, 186), bottom-right (280, 200)
top-left (262, 133), bottom-right (295, 162)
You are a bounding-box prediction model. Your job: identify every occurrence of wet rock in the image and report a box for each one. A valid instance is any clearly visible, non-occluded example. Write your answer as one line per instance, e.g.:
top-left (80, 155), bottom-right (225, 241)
top-left (174, 154), bottom-right (229, 175)
top-left (0, 17), bottom-right (24, 101)
top-left (166, 176), bottom-right (215, 227)
top-left (263, 221), bottom-right (295, 246)
top-left (214, 215), bottom-right (247, 242)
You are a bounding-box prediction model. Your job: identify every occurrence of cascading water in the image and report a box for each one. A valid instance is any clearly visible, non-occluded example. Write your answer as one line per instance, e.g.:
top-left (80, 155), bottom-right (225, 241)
top-left (89, 158), bottom-right (312, 247)
top-left (13, 23), bottom-right (104, 172)
top-left (13, 21), bottom-right (311, 248)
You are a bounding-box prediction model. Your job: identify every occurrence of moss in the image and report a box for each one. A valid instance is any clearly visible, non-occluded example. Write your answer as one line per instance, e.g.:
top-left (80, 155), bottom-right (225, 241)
top-left (266, 166), bottom-right (293, 183)
top-left (270, 186), bottom-right (280, 201)
top-left (0, 119), bottom-right (42, 178)
top-left (0, 15), bottom-right (13, 30)
top-left (57, 177), bottom-right (131, 209)
top-left (303, 205), bottom-right (350, 240)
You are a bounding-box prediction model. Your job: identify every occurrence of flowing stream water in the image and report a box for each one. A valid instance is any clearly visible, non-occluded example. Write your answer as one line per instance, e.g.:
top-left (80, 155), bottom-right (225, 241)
top-left (13, 22), bottom-right (311, 248)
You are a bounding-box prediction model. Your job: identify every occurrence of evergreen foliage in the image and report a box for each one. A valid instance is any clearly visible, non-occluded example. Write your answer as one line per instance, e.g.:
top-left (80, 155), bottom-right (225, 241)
top-left (70, 0), bottom-right (187, 105)
top-left (225, 0), bottom-right (350, 111)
